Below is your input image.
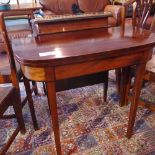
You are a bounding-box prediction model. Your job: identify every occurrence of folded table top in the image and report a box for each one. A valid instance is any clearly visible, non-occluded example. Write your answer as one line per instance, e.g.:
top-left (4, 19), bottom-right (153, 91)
top-left (33, 11), bottom-right (112, 24)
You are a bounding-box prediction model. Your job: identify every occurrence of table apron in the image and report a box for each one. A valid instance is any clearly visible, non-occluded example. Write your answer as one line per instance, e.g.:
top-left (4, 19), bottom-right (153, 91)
top-left (20, 51), bottom-right (151, 82)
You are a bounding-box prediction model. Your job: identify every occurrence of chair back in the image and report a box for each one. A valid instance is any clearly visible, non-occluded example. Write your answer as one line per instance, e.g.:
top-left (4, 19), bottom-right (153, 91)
top-left (0, 13), bottom-right (19, 89)
top-left (132, 0), bottom-right (153, 29)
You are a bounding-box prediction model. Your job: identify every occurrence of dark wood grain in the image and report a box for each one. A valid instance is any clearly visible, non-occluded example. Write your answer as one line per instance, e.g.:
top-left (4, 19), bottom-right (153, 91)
top-left (13, 26), bottom-right (154, 67)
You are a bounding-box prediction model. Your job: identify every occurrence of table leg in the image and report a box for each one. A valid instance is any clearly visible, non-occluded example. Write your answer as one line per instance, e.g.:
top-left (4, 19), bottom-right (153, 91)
top-left (46, 81), bottom-right (62, 155)
top-left (126, 63), bottom-right (146, 138)
top-left (120, 67), bottom-right (131, 106)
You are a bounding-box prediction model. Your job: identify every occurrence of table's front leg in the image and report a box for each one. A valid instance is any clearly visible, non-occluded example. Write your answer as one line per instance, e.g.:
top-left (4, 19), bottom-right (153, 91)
top-left (46, 81), bottom-right (62, 155)
top-left (127, 63), bottom-right (146, 138)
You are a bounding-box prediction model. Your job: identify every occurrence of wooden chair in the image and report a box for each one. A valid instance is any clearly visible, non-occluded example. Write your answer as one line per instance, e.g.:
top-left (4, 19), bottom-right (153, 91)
top-left (138, 55), bottom-right (155, 110)
top-left (0, 12), bottom-right (38, 132)
top-left (117, 0), bottom-right (155, 138)
top-left (0, 13), bottom-right (26, 154)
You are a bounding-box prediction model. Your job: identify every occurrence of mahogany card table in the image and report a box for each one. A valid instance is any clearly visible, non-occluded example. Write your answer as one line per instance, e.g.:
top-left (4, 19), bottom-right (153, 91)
top-left (12, 26), bottom-right (154, 155)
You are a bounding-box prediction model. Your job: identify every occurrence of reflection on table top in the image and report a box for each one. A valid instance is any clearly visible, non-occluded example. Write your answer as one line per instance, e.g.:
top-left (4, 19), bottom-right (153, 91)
top-left (12, 25), bottom-right (155, 66)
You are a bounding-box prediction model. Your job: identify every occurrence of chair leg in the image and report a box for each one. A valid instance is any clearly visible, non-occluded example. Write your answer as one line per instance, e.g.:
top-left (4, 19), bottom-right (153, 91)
top-left (42, 82), bottom-right (47, 95)
top-left (44, 82), bottom-right (51, 114)
top-left (23, 76), bottom-right (39, 130)
top-left (120, 67), bottom-right (131, 107)
top-left (32, 81), bottom-right (38, 95)
top-left (13, 89), bottom-right (26, 134)
top-left (115, 68), bottom-right (122, 95)
top-left (104, 71), bottom-right (109, 102)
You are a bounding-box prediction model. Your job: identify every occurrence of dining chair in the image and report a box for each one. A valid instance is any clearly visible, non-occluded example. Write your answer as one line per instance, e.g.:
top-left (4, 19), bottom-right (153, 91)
top-left (0, 13), bottom-right (26, 154)
top-left (0, 13), bottom-right (38, 130)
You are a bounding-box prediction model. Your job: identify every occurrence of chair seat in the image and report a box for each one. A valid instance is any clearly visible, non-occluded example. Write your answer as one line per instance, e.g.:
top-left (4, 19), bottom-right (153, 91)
top-left (0, 52), bottom-right (21, 83)
top-left (0, 86), bottom-right (14, 104)
top-left (0, 86), bottom-right (14, 116)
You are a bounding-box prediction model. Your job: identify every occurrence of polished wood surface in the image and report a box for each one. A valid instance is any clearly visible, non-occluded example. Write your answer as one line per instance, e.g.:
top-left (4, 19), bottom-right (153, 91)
top-left (13, 25), bottom-right (154, 154)
top-left (13, 27), bottom-right (154, 67)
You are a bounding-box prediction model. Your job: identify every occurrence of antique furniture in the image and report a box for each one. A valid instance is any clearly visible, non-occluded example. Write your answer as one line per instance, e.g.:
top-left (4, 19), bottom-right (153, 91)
top-left (39, 0), bottom-right (124, 27)
top-left (0, 11), bottom-right (25, 154)
top-left (12, 22), bottom-right (155, 154)
top-left (32, 11), bottom-right (112, 36)
top-left (0, 13), bottom-right (38, 131)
